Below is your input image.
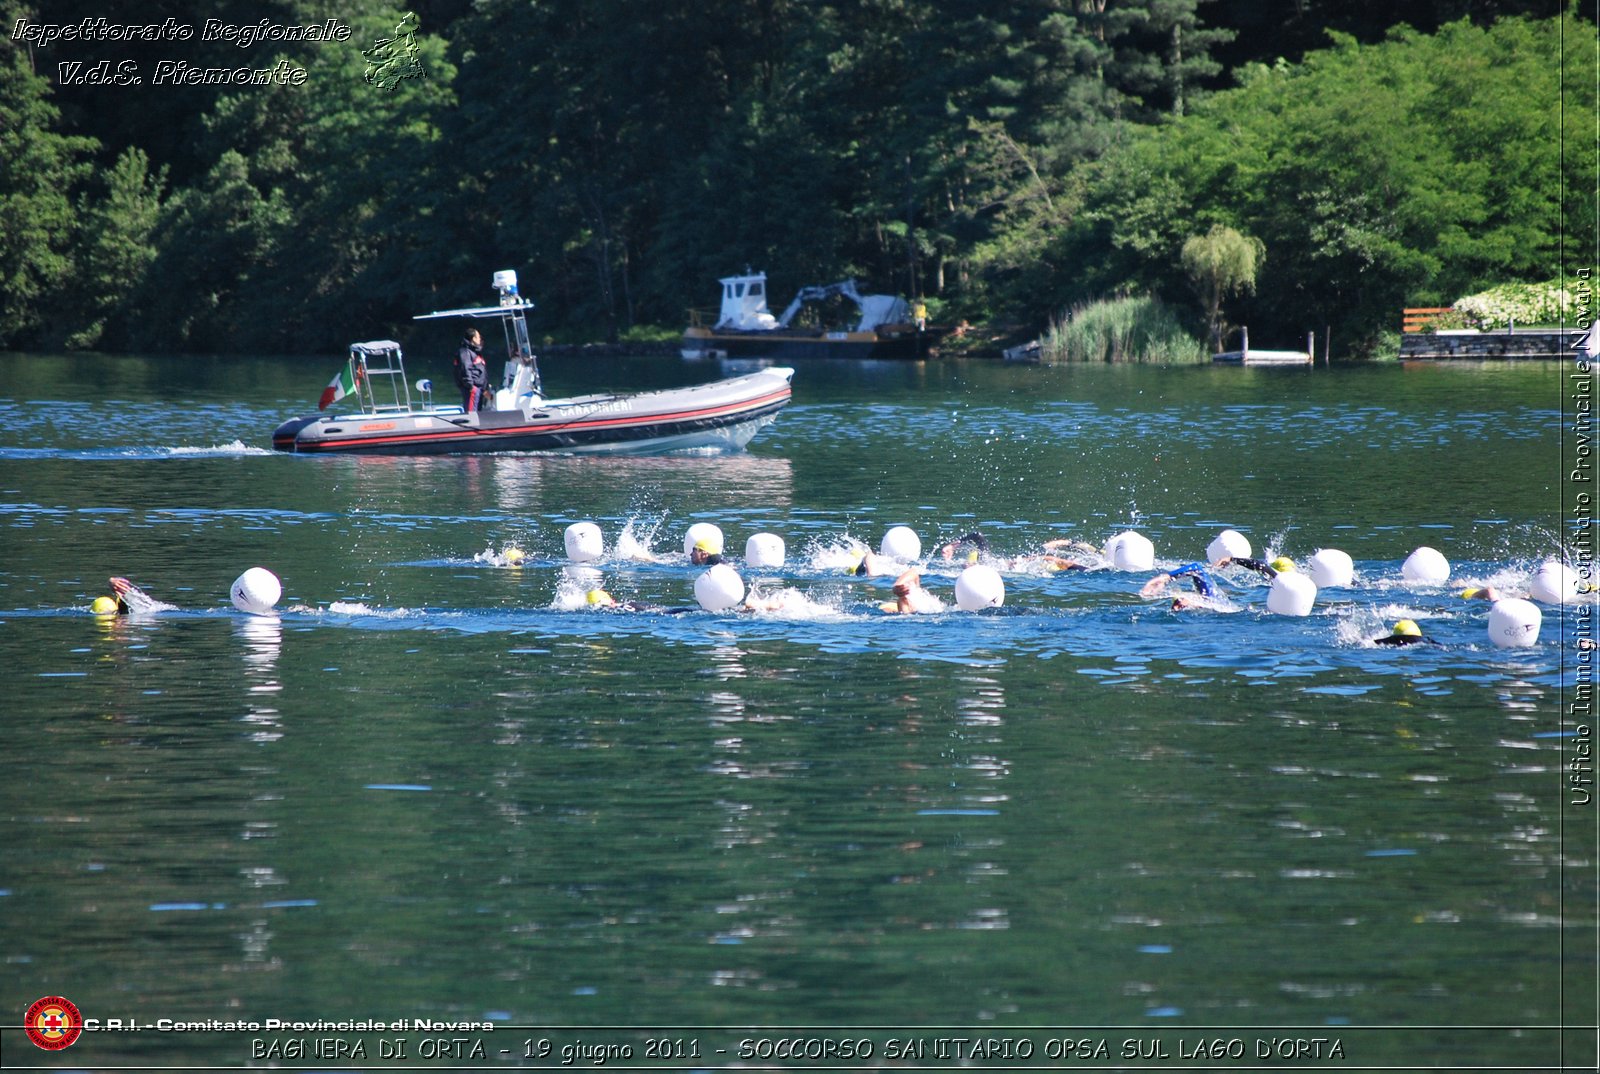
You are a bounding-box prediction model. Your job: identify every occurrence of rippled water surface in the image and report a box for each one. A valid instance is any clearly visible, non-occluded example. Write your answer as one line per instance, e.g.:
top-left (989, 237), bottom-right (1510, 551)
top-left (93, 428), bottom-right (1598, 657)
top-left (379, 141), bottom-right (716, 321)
top-left (0, 351), bottom-right (1591, 1068)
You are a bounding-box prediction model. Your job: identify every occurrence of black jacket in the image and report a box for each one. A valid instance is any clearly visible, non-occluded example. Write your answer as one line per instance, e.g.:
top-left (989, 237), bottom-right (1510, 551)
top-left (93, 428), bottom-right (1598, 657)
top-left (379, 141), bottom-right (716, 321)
top-left (454, 339), bottom-right (489, 389)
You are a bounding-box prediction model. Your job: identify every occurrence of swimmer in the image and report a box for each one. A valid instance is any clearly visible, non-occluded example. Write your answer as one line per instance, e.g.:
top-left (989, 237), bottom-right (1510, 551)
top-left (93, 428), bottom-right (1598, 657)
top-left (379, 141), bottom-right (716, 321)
top-left (1217, 555), bottom-right (1292, 580)
top-left (942, 531), bottom-right (1085, 572)
top-left (1458, 586), bottom-right (1501, 601)
top-left (105, 577), bottom-right (164, 615)
top-left (584, 589), bottom-right (688, 614)
top-left (1042, 537), bottom-right (1099, 556)
top-left (849, 547), bottom-right (898, 577)
top-left (688, 538), bottom-right (726, 567)
top-left (1025, 553), bottom-right (1087, 572)
top-left (939, 531), bottom-right (991, 561)
top-left (1373, 619), bottom-right (1434, 647)
top-left (473, 545), bottom-right (528, 568)
top-left (879, 568), bottom-right (942, 614)
top-left (740, 587), bottom-right (811, 613)
top-left (1141, 561), bottom-right (1217, 599)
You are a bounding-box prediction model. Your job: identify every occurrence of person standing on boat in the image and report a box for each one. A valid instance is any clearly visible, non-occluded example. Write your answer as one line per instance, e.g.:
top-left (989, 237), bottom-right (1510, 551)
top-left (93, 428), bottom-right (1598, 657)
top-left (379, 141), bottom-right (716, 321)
top-left (453, 327), bottom-right (492, 412)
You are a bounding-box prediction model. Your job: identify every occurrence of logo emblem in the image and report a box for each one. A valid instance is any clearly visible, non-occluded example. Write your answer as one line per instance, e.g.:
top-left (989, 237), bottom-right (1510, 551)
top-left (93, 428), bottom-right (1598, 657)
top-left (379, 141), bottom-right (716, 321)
top-left (25, 996), bottom-right (83, 1050)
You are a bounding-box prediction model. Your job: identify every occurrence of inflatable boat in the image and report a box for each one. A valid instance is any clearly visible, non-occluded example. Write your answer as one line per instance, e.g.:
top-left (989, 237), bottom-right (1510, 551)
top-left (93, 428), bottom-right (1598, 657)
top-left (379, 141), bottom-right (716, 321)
top-left (272, 272), bottom-right (793, 456)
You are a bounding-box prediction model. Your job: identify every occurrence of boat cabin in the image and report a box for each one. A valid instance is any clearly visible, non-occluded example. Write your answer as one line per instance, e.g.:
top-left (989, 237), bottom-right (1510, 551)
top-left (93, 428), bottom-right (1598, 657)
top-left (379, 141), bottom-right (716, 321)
top-left (715, 273), bottom-right (779, 331)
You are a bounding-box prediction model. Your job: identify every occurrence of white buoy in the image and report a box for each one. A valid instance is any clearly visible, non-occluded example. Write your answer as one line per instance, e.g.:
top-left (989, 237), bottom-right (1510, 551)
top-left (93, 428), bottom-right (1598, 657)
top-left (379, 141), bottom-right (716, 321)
top-left (1307, 548), bottom-right (1354, 589)
top-left (1529, 560), bottom-right (1580, 604)
top-left (1402, 546), bottom-right (1451, 584)
top-left (880, 525), bottom-right (922, 562)
top-left (564, 521), bottom-right (604, 563)
top-left (230, 567), bottom-right (281, 614)
top-left (745, 532), bottom-right (786, 569)
top-left (683, 522), bottom-right (724, 556)
top-left (1266, 572), bottom-right (1317, 617)
top-left (694, 563), bottom-right (745, 611)
top-left (1206, 529), bottom-right (1252, 563)
top-left (954, 564), bottom-right (1005, 611)
top-left (1488, 597), bottom-right (1542, 647)
top-left (1108, 530), bottom-right (1155, 572)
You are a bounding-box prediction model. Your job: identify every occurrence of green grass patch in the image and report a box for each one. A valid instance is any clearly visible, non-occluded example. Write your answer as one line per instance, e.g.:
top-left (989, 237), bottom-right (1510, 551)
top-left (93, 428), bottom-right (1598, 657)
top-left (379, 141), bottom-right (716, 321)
top-left (1040, 295), bottom-right (1208, 364)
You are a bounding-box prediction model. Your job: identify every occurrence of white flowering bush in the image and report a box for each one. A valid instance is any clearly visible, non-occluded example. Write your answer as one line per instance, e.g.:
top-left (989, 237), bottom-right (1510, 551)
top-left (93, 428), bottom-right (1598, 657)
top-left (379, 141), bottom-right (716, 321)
top-left (1452, 281), bottom-right (1578, 329)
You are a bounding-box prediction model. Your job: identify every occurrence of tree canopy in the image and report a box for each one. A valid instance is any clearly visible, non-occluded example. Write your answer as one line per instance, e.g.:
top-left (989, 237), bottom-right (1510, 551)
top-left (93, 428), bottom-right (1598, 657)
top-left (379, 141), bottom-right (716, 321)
top-left (0, 0), bottom-right (1588, 355)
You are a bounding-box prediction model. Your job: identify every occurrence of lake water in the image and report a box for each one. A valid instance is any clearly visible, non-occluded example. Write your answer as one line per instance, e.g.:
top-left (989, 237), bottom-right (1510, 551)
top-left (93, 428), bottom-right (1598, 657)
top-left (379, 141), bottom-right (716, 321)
top-left (0, 350), bottom-right (1593, 1069)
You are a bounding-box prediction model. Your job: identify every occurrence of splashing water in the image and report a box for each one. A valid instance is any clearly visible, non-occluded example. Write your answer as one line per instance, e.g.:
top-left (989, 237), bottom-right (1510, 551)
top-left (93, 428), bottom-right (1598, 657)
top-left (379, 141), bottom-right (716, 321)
top-left (614, 513), bottom-right (668, 561)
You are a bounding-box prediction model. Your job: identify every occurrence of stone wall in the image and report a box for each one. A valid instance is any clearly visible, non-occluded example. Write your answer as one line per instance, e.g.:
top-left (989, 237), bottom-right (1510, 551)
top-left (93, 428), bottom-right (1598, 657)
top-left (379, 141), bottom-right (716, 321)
top-left (1399, 327), bottom-right (1587, 359)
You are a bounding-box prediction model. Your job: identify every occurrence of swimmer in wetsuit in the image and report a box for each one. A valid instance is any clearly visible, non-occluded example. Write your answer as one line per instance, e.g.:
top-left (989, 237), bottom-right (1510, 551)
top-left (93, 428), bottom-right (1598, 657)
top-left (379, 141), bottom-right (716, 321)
top-left (1216, 556), bottom-right (1292, 580)
top-left (939, 532), bottom-right (991, 561)
top-left (688, 538), bottom-right (727, 566)
top-left (1140, 561), bottom-right (1217, 600)
top-left (585, 589), bottom-right (690, 614)
top-left (105, 577), bottom-right (163, 615)
top-left (1373, 619), bottom-right (1434, 647)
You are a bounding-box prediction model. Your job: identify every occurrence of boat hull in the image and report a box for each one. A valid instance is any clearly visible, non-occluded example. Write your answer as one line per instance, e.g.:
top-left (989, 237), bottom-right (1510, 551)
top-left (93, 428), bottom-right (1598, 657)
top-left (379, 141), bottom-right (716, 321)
top-left (682, 326), bottom-right (934, 361)
top-left (272, 369), bottom-right (792, 456)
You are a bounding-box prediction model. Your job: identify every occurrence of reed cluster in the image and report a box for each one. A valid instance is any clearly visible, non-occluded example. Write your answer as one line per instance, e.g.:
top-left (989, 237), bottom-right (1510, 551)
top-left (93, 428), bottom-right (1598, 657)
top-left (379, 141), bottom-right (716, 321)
top-left (1040, 295), bottom-right (1208, 364)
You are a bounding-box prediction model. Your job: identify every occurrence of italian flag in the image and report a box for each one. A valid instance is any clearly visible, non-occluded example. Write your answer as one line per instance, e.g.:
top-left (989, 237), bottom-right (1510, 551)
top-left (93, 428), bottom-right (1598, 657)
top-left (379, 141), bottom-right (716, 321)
top-left (318, 362), bottom-right (360, 410)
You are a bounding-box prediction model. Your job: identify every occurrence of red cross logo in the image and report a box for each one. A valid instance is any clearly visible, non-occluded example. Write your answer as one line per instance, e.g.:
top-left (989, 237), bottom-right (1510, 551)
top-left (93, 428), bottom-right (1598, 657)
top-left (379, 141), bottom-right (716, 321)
top-left (25, 996), bottom-right (82, 1051)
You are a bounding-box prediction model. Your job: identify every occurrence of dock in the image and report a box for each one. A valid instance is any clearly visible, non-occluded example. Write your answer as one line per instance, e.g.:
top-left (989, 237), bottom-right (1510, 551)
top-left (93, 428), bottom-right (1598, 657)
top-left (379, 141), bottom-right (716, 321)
top-left (1212, 328), bottom-right (1313, 365)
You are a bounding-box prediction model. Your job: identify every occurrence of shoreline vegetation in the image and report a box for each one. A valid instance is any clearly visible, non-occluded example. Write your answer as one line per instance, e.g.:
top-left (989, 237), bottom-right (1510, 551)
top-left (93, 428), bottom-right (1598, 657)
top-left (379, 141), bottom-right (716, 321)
top-left (1039, 296), bottom-right (1209, 365)
top-left (2, 2), bottom-right (1592, 361)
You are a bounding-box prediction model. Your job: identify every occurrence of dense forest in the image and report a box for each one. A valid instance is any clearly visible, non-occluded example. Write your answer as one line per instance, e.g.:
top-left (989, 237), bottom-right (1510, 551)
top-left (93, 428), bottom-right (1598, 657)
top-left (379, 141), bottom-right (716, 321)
top-left (1, 0), bottom-right (1592, 357)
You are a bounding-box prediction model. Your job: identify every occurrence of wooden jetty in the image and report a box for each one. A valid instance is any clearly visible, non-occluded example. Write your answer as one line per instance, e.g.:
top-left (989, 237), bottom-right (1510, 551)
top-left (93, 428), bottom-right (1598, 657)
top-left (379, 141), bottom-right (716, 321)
top-left (1212, 327), bottom-right (1313, 365)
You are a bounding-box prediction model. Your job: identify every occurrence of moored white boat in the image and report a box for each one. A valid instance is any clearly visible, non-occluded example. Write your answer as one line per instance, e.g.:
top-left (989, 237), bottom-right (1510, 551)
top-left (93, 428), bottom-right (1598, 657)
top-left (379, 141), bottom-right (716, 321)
top-left (682, 271), bottom-right (936, 361)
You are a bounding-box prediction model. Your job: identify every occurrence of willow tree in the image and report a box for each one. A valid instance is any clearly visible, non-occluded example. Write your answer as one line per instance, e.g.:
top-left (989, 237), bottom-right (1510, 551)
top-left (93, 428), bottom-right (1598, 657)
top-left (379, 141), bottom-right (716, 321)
top-left (1182, 223), bottom-right (1263, 351)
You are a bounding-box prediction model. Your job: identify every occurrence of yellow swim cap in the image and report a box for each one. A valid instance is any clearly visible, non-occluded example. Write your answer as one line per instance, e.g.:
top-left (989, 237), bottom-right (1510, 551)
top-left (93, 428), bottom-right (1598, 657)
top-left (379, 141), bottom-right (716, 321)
top-left (1269, 556), bottom-right (1295, 574)
top-left (966, 549), bottom-right (980, 564)
top-left (585, 589), bottom-right (614, 606)
top-left (694, 537), bottom-right (722, 555)
top-left (1391, 619), bottom-right (1422, 638)
top-left (504, 547), bottom-right (525, 566)
top-left (91, 596), bottom-right (118, 615)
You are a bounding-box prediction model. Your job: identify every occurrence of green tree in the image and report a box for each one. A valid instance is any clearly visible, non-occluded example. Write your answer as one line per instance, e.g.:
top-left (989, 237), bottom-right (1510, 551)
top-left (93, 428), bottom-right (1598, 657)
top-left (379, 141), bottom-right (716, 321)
top-left (137, 3), bottom-right (457, 351)
top-left (130, 151), bottom-right (291, 352)
top-left (1181, 224), bottom-right (1263, 350)
top-left (0, 3), bottom-right (97, 347)
top-left (1058, 13), bottom-right (1585, 353)
top-left (65, 147), bottom-right (165, 350)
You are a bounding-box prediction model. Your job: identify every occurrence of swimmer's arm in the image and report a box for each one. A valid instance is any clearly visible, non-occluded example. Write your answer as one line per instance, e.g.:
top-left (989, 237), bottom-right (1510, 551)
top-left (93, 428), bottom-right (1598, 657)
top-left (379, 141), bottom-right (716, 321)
top-left (1140, 573), bottom-right (1172, 598)
top-left (1219, 557), bottom-right (1276, 578)
top-left (1043, 538), bottom-right (1098, 554)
